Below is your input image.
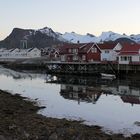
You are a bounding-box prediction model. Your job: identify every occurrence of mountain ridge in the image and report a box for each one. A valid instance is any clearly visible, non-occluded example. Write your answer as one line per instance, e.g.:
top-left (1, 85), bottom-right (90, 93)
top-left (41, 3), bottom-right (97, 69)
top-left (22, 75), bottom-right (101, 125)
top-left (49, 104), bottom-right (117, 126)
top-left (0, 26), bottom-right (139, 48)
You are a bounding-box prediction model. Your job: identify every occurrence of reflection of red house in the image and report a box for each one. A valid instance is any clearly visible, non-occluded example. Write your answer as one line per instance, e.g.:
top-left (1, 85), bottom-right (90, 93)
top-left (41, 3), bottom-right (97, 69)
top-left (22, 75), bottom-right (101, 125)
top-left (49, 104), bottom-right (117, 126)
top-left (59, 43), bottom-right (101, 62)
top-left (121, 96), bottom-right (140, 105)
top-left (60, 85), bottom-right (102, 104)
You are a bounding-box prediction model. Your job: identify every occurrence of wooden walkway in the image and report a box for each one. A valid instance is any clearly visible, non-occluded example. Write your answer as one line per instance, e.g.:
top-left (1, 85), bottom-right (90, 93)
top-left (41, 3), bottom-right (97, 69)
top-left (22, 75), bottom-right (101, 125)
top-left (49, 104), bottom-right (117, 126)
top-left (44, 61), bottom-right (118, 76)
top-left (44, 61), bottom-right (140, 77)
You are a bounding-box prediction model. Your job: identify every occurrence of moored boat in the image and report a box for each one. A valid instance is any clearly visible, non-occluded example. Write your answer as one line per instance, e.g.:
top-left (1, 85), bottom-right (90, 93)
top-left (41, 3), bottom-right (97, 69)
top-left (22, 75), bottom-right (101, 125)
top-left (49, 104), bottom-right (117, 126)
top-left (101, 73), bottom-right (116, 79)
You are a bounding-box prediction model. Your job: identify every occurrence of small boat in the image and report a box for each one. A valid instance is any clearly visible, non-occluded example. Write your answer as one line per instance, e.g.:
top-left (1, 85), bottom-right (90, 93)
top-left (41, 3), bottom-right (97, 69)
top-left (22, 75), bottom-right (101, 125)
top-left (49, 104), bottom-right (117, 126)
top-left (101, 73), bottom-right (116, 79)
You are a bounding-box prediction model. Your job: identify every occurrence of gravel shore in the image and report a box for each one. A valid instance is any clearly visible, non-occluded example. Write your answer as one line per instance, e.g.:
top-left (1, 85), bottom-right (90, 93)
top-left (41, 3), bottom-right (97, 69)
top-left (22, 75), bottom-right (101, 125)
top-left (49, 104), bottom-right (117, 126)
top-left (0, 89), bottom-right (140, 140)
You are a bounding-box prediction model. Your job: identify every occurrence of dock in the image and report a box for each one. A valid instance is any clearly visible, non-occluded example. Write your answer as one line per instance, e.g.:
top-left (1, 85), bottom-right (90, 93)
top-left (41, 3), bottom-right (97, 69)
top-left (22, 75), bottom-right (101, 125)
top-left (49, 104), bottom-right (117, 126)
top-left (1, 58), bottom-right (140, 77)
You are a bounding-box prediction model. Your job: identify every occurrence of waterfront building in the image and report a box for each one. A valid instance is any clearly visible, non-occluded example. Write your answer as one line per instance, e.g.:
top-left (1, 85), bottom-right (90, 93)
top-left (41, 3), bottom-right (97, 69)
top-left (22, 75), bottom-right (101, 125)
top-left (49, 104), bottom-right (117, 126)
top-left (118, 43), bottom-right (140, 65)
top-left (0, 47), bottom-right (41, 58)
top-left (98, 42), bottom-right (122, 62)
top-left (59, 43), bottom-right (101, 62)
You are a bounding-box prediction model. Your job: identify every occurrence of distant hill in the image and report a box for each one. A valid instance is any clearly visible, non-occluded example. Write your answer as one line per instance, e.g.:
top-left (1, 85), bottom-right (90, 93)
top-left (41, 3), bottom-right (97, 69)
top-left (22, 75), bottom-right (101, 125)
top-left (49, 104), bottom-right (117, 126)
top-left (0, 27), bottom-right (66, 49)
top-left (0, 26), bottom-right (140, 49)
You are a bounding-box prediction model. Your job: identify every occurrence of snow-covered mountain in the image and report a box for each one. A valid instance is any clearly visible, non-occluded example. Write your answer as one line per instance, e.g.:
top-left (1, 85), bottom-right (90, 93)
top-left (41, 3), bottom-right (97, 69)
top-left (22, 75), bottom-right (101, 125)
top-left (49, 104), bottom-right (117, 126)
top-left (0, 27), bottom-right (67, 48)
top-left (130, 34), bottom-right (140, 43)
top-left (13, 26), bottom-right (140, 44)
top-left (1, 26), bottom-right (140, 49)
top-left (61, 32), bottom-right (96, 43)
top-left (61, 31), bottom-right (139, 43)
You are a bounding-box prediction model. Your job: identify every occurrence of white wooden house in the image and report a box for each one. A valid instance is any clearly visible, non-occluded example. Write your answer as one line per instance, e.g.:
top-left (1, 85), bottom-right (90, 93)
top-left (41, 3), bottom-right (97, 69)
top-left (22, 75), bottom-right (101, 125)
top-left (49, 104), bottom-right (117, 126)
top-left (118, 43), bottom-right (140, 64)
top-left (26, 48), bottom-right (41, 58)
top-left (98, 42), bottom-right (122, 62)
top-left (0, 47), bottom-right (41, 59)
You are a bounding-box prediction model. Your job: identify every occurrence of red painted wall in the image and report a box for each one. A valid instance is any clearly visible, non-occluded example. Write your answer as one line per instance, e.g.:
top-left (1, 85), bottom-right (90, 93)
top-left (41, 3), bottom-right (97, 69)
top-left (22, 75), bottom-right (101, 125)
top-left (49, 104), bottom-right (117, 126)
top-left (86, 50), bottom-right (101, 62)
top-left (60, 48), bottom-right (101, 62)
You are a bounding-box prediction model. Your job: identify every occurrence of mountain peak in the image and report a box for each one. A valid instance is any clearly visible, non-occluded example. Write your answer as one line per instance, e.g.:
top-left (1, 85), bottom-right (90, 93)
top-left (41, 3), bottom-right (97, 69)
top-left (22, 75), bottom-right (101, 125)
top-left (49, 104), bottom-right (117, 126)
top-left (1, 26), bottom-right (140, 49)
top-left (38, 27), bottom-right (54, 34)
top-left (86, 33), bottom-right (95, 37)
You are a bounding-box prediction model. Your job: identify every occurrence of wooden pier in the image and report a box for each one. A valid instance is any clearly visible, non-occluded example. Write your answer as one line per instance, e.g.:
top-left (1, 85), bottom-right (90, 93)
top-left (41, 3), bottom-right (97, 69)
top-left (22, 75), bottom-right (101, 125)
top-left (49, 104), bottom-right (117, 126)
top-left (44, 61), bottom-right (117, 76)
top-left (44, 61), bottom-right (140, 77)
top-left (1, 58), bottom-right (140, 77)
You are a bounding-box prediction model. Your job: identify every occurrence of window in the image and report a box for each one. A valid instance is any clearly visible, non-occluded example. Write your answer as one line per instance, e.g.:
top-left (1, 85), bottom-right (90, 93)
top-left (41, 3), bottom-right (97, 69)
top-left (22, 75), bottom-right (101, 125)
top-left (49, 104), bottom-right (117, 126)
top-left (105, 50), bottom-right (109, 53)
top-left (91, 47), bottom-right (97, 53)
top-left (121, 56), bottom-right (132, 61)
top-left (72, 48), bottom-right (78, 53)
top-left (103, 58), bottom-right (107, 61)
top-left (73, 55), bottom-right (78, 60)
top-left (61, 55), bottom-right (66, 61)
top-left (121, 56), bottom-right (127, 61)
top-left (68, 49), bottom-right (72, 53)
top-left (82, 55), bottom-right (86, 60)
top-left (128, 56), bottom-right (132, 61)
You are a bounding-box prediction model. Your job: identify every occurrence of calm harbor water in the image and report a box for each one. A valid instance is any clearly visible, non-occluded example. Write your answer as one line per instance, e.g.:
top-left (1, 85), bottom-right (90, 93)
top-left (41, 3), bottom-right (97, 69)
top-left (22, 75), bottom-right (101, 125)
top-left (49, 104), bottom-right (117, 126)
top-left (0, 66), bottom-right (140, 136)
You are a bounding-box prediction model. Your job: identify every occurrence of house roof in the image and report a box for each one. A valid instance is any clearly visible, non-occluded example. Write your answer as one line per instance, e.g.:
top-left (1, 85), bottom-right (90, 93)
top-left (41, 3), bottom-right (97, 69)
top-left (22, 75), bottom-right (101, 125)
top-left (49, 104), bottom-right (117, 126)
top-left (79, 43), bottom-right (99, 53)
top-left (59, 44), bottom-right (79, 54)
top-left (119, 43), bottom-right (140, 55)
top-left (27, 48), bottom-right (34, 52)
top-left (119, 52), bottom-right (139, 55)
top-left (8, 48), bottom-right (16, 52)
top-left (97, 42), bottom-right (117, 50)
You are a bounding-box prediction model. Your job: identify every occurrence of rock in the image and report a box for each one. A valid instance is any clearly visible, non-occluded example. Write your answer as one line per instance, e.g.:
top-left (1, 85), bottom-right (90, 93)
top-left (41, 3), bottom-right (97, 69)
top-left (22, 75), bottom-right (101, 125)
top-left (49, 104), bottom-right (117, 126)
top-left (24, 131), bottom-right (30, 138)
top-left (134, 121), bottom-right (140, 126)
top-left (39, 106), bottom-right (46, 109)
top-left (9, 124), bottom-right (17, 130)
top-left (49, 133), bottom-right (58, 140)
top-left (0, 89), bottom-right (130, 140)
top-left (75, 134), bottom-right (85, 140)
top-left (0, 135), bottom-right (8, 140)
top-left (56, 128), bottom-right (66, 136)
top-left (132, 133), bottom-right (140, 138)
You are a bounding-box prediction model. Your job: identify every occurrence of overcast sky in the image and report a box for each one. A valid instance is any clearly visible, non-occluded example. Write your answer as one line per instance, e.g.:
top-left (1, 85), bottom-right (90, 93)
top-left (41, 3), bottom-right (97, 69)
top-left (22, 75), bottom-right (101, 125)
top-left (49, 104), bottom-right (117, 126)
top-left (1, 0), bottom-right (140, 40)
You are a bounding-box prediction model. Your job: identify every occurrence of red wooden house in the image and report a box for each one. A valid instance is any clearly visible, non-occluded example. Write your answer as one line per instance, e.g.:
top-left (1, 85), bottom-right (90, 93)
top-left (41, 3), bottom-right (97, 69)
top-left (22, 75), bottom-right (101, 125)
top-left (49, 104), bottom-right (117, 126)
top-left (59, 43), bottom-right (101, 62)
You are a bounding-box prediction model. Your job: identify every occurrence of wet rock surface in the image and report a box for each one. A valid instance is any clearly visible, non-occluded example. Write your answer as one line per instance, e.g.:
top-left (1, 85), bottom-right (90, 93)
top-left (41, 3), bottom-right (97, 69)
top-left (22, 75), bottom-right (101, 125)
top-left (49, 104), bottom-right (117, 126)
top-left (0, 89), bottom-right (139, 140)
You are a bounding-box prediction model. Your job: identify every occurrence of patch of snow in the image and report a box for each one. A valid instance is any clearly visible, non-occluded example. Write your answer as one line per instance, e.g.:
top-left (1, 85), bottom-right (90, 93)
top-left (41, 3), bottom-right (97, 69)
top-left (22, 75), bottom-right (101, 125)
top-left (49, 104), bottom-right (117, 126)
top-left (20, 26), bottom-right (140, 44)
top-left (61, 32), bottom-right (96, 43)
top-left (37, 27), bottom-right (57, 38)
top-left (130, 34), bottom-right (140, 43)
top-left (61, 31), bottom-right (131, 43)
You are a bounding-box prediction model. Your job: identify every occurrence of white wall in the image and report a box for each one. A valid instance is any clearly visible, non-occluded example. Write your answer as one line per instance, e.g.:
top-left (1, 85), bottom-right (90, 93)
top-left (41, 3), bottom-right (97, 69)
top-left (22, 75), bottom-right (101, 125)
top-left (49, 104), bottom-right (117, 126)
top-left (101, 43), bottom-right (123, 61)
top-left (0, 48), bottom-right (41, 59)
top-left (132, 55), bottom-right (139, 62)
top-left (119, 55), bottom-right (140, 64)
top-left (101, 50), bottom-right (117, 61)
top-left (60, 55), bottom-right (66, 61)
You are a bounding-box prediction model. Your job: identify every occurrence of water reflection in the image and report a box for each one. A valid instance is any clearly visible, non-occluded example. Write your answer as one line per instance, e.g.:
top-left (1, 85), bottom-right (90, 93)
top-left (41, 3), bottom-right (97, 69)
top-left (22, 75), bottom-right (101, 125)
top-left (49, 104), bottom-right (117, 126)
top-left (0, 66), bottom-right (140, 135)
top-left (60, 85), bottom-right (102, 104)
top-left (1, 65), bottom-right (140, 107)
top-left (46, 75), bottom-right (140, 106)
top-left (0, 66), bottom-right (46, 80)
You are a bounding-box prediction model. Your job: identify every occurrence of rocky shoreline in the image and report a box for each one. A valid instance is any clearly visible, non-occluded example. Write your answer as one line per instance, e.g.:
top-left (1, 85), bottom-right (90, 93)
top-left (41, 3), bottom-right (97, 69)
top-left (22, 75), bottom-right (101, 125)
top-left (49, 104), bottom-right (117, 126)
top-left (0, 90), bottom-right (140, 140)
